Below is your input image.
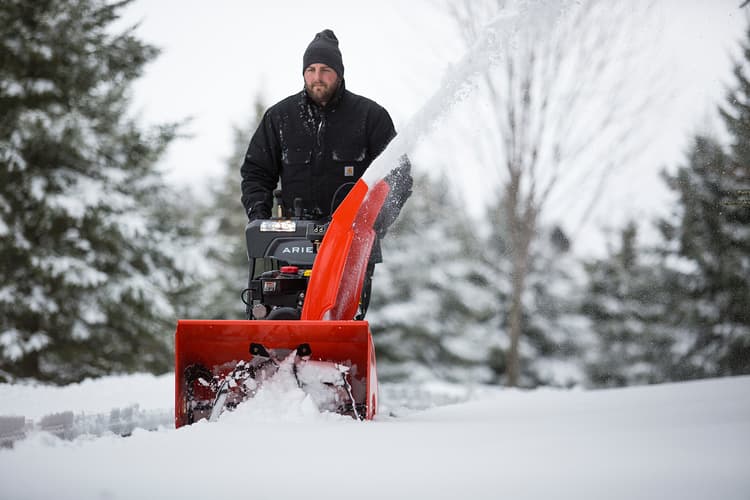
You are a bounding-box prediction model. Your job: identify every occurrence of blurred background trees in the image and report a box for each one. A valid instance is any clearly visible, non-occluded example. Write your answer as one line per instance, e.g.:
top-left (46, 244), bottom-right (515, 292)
top-left (0, 0), bottom-right (747, 387)
top-left (445, 0), bottom-right (656, 386)
top-left (582, 23), bottom-right (750, 385)
top-left (193, 96), bottom-right (267, 320)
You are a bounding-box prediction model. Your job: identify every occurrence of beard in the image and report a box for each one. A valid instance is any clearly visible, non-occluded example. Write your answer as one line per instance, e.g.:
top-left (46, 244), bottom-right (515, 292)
top-left (305, 78), bottom-right (340, 106)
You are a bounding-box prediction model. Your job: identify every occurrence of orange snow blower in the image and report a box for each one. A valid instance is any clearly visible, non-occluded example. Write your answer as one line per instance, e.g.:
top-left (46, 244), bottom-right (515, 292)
top-left (174, 177), bottom-right (392, 427)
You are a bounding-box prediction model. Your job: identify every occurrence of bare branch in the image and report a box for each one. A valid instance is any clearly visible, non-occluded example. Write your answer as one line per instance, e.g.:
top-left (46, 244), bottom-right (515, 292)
top-left (446, 0), bottom-right (659, 386)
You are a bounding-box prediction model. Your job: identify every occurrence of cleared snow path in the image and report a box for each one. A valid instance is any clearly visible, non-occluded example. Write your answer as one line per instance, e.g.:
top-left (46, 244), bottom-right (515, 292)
top-left (1, 375), bottom-right (748, 500)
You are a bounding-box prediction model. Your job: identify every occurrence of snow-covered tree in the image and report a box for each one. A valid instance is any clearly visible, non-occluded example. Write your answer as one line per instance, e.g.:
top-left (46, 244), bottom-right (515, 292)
top-left (447, 0), bottom-right (655, 386)
top-left (582, 22), bottom-right (750, 384)
top-left (582, 136), bottom-right (749, 386)
top-left (581, 222), bottom-right (683, 386)
top-left (652, 22), bottom-right (750, 378)
top-left (0, 0), bottom-right (194, 382)
top-left (518, 226), bottom-right (588, 387)
top-left (481, 199), bottom-right (587, 388)
top-left (371, 171), bottom-right (586, 387)
top-left (197, 96), bottom-right (266, 319)
top-left (369, 172), bottom-right (499, 384)
top-left (585, 135), bottom-right (749, 386)
top-left (656, 133), bottom-right (750, 378)
top-left (720, 23), bottom-right (750, 175)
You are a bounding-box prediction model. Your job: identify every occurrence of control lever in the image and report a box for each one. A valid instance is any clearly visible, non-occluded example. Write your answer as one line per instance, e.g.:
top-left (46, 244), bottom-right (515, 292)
top-left (273, 189), bottom-right (284, 218)
top-left (294, 197), bottom-right (303, 218)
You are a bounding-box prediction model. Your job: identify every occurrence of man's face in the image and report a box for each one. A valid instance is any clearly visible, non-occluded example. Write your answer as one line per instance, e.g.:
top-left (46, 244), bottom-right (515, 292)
top-left (304, 63), bottom-right (340, 106)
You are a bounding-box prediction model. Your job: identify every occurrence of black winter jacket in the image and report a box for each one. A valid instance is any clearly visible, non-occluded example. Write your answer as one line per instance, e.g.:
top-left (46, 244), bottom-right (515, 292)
top-left (240, 80), bottom-right (396, 219)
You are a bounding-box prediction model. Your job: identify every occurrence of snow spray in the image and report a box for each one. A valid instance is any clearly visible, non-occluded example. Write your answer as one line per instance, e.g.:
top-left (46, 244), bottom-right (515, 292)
top-left (363, 0), bottom-right (569, 185)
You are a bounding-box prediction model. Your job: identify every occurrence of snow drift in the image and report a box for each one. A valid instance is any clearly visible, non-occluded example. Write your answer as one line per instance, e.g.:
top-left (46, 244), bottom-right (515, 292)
top-left (1, 375), bottom-right (748, 500)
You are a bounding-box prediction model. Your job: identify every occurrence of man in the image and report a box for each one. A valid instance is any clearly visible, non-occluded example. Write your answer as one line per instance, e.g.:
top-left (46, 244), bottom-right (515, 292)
top-left (240, 29), bottom-right (412, 319)
top-left (240, 28), bottom-right (409, 223)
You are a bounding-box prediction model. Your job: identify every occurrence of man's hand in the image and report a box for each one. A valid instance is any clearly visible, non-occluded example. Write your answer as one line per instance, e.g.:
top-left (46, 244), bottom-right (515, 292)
top-left (374, 154), bottom-right (413, 238)
top-left (385, 154), bottom-right (414, 202)
top-left (247, 201), bottom-right (271, 221)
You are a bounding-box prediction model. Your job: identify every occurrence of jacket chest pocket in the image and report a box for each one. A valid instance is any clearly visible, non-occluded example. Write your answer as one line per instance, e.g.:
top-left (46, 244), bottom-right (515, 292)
top-left (281, 149), bottom-right (313, 199)
top-left (283, 149), bottom-right (312, 166)
top-left (331, 147), bottom-right (367, 179)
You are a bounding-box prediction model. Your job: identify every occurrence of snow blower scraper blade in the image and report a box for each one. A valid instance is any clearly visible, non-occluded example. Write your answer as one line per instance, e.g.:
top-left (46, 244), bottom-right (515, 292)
top-left (174, 177), bottom-right (391, 427)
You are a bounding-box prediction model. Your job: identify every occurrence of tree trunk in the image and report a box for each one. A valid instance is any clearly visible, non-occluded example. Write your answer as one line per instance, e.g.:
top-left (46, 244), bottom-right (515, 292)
top-left (506, 242), bottom-right (530, 387)
top-left (504, 174), bottom-right (535, 388)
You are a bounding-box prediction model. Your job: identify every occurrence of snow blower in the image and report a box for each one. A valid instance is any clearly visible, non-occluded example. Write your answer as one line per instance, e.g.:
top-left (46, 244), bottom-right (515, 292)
top-left (174, 169), bottom-right (400, 427)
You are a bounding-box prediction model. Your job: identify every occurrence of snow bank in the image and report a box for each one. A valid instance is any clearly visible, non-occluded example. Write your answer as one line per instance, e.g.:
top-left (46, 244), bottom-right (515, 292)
top-left (1, 373), bottom-right (173, 420)
top-left (1, 375), bottom-right (748, 500)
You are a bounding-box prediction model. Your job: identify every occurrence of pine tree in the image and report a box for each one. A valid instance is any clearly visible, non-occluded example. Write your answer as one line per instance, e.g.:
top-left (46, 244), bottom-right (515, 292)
top-left (582, 222), bottom-right (683, 386)
top-left (656, 23), bottom-right (750, 376)
top-left (657, 132), bottom-right (750, 377)
top-left (369, 172), bottom-right (499, 384)
top-left (581, 135), bottom-right (748, 386)
top-left (198, 96), bottom-right (266, 319)
top-left (581, 23), bottom-right (750, 385)
top-left (521, 225), bottom-right (588, 387)
top-left (720, 24), bottom-right (750, 172)
top-left (481, 201), bottom-right (585, 388)
top-left (370, 172), bottom-right (586, 387)
top-left (0, 1), bottom-right (191, 382)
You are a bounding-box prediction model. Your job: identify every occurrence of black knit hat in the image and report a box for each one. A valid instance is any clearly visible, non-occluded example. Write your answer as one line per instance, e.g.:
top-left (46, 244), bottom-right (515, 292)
top-left (303, 29), bottom-right (344, 78)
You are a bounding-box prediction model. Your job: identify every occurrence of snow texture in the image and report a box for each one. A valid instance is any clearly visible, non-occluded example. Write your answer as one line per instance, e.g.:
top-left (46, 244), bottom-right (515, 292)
top-left (0, 374), bottom-right (748, 500)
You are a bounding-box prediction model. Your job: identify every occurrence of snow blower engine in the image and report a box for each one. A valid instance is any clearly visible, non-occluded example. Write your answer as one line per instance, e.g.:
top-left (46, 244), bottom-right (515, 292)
top-left (241, 189), bottom-right (375, 322)
top-left (241, 193), bottom-right (328, 321)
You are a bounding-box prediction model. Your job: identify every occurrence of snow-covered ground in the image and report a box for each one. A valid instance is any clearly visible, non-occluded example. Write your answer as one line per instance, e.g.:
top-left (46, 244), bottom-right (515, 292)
top-left (1, 374), bottom-right (748, 500)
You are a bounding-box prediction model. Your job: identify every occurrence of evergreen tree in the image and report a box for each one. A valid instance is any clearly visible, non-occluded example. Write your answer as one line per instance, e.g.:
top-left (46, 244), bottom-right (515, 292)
top-left (720, 24), bottom-right (750, 172)
top-left (481, 201), bottom-right (585, 388)
top-left (521, 225), bottom-right (588, 387)
top-left (369, 172), bottom-right (499, 384)
top-left (370, 173), bottom-right (586, 387)
top-left (655, 24), bottom-right (750, 376)
top-left (657, 132), bottom-right (750, 377)
top-left (198, 96), bottom-right (266, 319)
top-left (0, 0), bottom-right (191, 383)
top-left (582, 23), bottom-right (750, 384)
top-left (581, 222), bottom-right (682, 386)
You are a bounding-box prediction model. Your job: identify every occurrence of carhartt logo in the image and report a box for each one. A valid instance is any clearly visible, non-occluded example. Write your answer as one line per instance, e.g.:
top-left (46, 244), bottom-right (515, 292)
top-left (344, 166), bottom-right (354, 176)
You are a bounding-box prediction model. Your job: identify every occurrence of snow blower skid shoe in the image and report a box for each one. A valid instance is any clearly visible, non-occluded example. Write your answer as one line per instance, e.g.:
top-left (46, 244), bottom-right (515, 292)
top-left (175, 178), bottom-right (391, 427)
